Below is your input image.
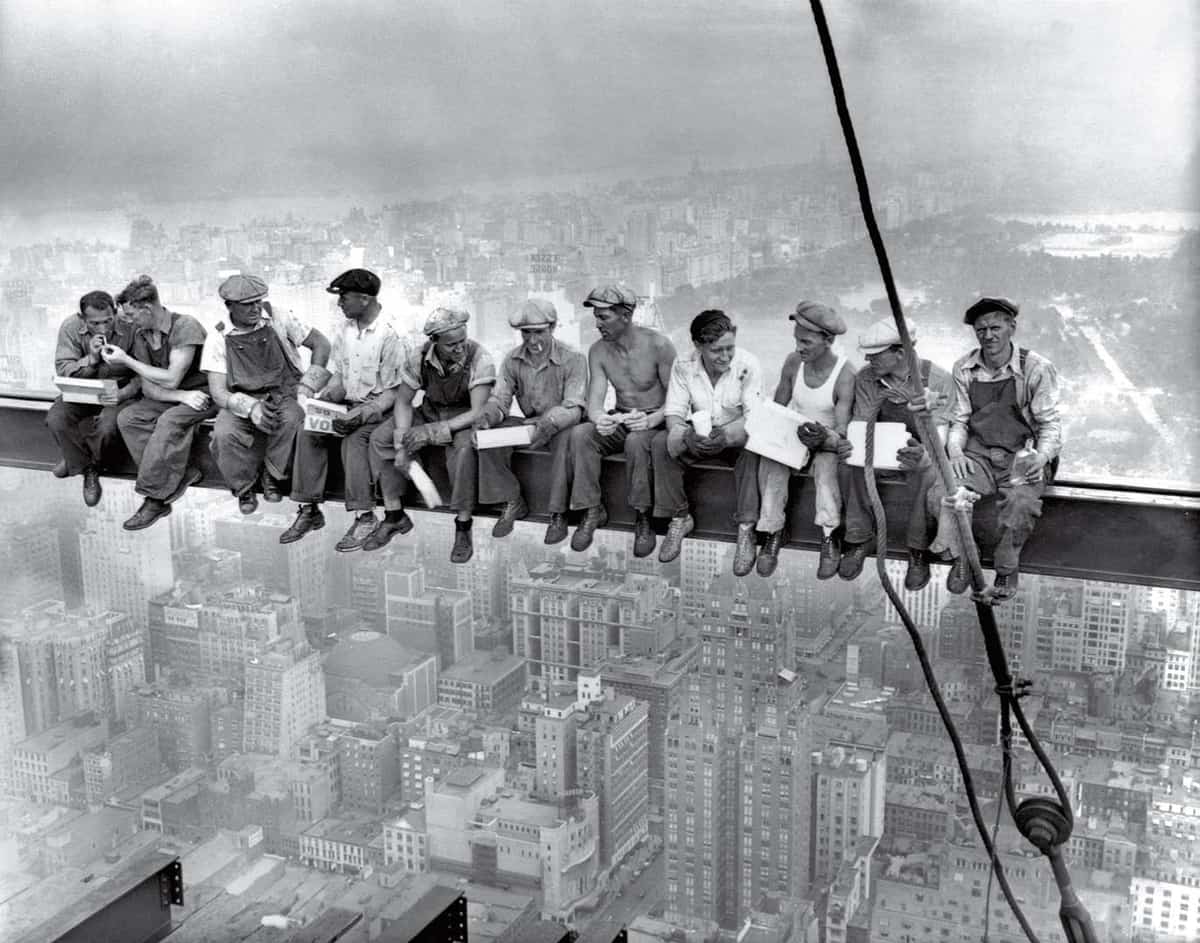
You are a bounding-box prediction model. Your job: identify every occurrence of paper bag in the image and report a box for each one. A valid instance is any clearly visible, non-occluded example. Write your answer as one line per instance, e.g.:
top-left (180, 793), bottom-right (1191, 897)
top-left (474, 425), bottom-right (534, 450)
top-left (745, 401), bottom-right (811, 469)
top-left (54, 376), bottom-right (118, 406)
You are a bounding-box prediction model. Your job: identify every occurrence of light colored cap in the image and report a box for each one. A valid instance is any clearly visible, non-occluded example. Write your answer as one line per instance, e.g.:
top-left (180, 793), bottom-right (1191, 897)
top-left (218, 274), bottom-right (268, 304)
top-left (423, 307), bottom-right (470, 336)
top-left (509, 299), bottom-right (558, 329)
top-left (858, 316), bottom-right (917, 354)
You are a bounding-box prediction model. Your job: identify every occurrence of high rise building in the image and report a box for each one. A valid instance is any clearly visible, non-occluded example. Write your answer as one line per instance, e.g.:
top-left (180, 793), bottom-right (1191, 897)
top-left (243, 643), bottom-right (325, 758)
top-left (128, 684), bottom-right (212, 770)
top-left (680, 540), bottom-right (731, 617)
top-left (213, 512), bottom-right (327, 618)
top-left (384, 562), bottom-right (472, 669)
top-left (0, 633), bottom-right (28, 795)
top-left (83, 725), bottom-right (161, 804)
top-left (809, 745), bottom-right (886, 887)
top-left (0, 520), bottom-right (63, 612)
top-left (576, 693), bottom-right (649, 867)
top-left (337, 726), bottom-right (399, 814)
top-left (534, 696), bottom-right (579, 801)
top-left (436, 650), bottom-right (527, 717)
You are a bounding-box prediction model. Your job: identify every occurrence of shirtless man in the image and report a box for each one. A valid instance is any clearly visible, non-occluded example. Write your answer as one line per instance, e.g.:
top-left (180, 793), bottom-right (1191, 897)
top-left (568, 284), bottom-right (676, 556)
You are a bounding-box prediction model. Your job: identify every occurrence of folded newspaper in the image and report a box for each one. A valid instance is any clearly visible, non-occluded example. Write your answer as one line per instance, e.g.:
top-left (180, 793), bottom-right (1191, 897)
top-left (303, 399), bottom-right (348, 436)
top-left (53, 376), bottom-right (118, 405)
top-left (745, 401), bottom-right (811, 470)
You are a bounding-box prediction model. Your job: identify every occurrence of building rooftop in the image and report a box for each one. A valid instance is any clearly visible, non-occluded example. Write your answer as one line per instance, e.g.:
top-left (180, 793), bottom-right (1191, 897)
top-left (484, 793), bottom-right (566, 829)
top-left (302, 815), bottom-right (381, 846)
top-left (323, 629), bottom-right (430, 686)
top-left (439, 650), bottom-right (526, 686)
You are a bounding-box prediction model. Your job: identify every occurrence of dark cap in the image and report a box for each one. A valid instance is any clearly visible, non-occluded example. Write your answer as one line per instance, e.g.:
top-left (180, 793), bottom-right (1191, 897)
top-left (327, 268), bottom-right (381, 297)
top-left (789, 301), bottom-right (846, 336)
top-left (583, 284), bottom-right (638, 310)
top-left (964, 297), bottom-right (1019, 325)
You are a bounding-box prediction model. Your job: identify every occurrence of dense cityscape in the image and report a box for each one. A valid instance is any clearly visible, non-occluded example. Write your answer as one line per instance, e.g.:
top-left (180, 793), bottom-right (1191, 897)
top-left (0, 148), bottom-right (1195, 943)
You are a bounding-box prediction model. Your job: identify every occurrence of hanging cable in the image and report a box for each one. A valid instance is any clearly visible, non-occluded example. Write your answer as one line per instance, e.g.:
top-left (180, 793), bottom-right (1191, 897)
top-left (804, 1), bottom-right (1099, 941)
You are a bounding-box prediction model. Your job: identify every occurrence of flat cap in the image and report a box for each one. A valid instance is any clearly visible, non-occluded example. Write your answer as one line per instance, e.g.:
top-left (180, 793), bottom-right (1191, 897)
top-left (789, 301), bottom-right (846, 336)
top-left (424, 307), bottom-right (470, 336)
top-left (583, 284), bottom-right (638, 309)
top-left (964, 296), bottom-right (1019, 325)
top-left (509, 298), bottom-right (558, 330)
top-left (326, 268), bottom-right (381, 297)
top-left (859, 316), bottom-right (917, 354)
top-left (218, 273), bottom-right (268, 304)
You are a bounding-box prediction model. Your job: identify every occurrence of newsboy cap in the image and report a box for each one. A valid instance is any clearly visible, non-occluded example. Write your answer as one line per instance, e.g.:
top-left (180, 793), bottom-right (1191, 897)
top-left (218, 273), bottom-right (268, 304)
top-left (509, 299), bottom-right (558, 330)
top-left (424, 307), bottom-right (470, 337)
top-left (858, 316), bottom-right (917, 354)
top-left (789, 301), bottom-right (846, 336)
top-left (583, 284), bottom-right (638, 310)
top-left (963, 297), bottom-right (1019, 325)
top-left (326, 268), bottom-right (381, 297)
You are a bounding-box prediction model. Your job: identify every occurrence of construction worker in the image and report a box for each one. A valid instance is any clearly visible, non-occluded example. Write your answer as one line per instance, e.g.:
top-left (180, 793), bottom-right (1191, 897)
top-left (568, 284), bottom-right (676, 556)
top-left (836, 317), bottom-right (954, 590)
top-left (473, 299), bottom-right (587, 544)
top-left (202, 274), bottom-right (332, 515)
top-left (106, 275), bottom-right (216, 530)
top-left (47, 289), bottom-right (141, 507)
top-left (652, 309), bottom-right (763, 571)
top-left (280, 268), bottom-right (407, 551)
top-left (370, 307), bottom-right (496, 563)
top-left (755, 302), bottom-right (855, 578)
top-left (928, 297), bottom-right (1062, 600)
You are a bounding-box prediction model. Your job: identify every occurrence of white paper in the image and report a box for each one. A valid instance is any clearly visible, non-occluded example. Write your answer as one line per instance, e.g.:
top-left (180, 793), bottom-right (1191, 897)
top-left (474, 425), bottom-right (533, 450)
top-left (690, 410), bottom-right (713, 438)
top-left (846, 421), bottom-right (910, 470)
top-left (744, 401), bottom-right (811, 469)
top-left (54, 376), bottom-right (118, 405)
top-left (407, 460), bottom-right (443, 508)
top-left (303, 399), bottom-right (348, 436)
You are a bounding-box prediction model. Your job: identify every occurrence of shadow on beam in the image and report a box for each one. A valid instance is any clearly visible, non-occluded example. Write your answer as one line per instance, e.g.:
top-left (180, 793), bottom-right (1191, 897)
top-left (2, 395), bottom-right (1198, 592)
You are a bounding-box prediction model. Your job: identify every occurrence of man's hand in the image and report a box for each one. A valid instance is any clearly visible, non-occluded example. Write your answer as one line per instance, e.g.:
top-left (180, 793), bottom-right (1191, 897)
top-left (87, 334), bottom-right (106, 363)
top-left (694, 426), bottom-right (727, 457)
top-left (595, 414), bottom-right (620, 437)
top-left (527, 416), bottom-right (557, 450)
top-left (1013, 452), bottom-right (1049, 485)
top-left (401, 425), bottom-right (432, 451)
top-left (392, 445), bottom-right (409, 469)
top-left (798, 421), bottom-right (828, 450)
top-left (249, 401), bottom-right (281, 433)
top-left (100, 344), bottom-right (127, 366)
top-left (906, 389), bottom-right (949, 416)
top-left (835, 437), bottom-right (853, 462)
top-left (97, 386), bottom-right (120, 406)
top-left (897, 437), bottom-right (925, 470)
top-left (623, 410), bottom-right (648, 432)
top-left (331, 408), bottom-right (366, 436)
top-left (180, 390), bottom-right (211, 412)
top-left (473, 412), bottom-right (494, 431)
top-left (949, 450), bottom-right (976, 480)
top-left (668, 426), bottom-right (690, 459)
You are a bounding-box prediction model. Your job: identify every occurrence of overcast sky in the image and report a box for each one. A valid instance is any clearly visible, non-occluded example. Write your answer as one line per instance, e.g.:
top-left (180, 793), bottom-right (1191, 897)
top-left (0, 0), bottom-right (1194, 208)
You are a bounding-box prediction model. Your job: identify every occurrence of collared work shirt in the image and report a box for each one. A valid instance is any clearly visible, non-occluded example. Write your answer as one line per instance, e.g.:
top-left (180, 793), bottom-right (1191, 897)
top-left (130, 308), bottom-right (209, 390)
top-left (488, 339), bottom-right (587, 431)
top-left (400, 340), bottom-right (496, 393)
top-left (200, 307), bottom-right (312, 374)
top-left (663, 347), bottom-right (763, 427)
top-left (948, 344), bottom-right (1062, 461)
top-left (328, 315), bottom-right (408, 404)
top-left (54, 314), bottom-right (135, 380)
top-left (851, 359), bottom-right (955, 429)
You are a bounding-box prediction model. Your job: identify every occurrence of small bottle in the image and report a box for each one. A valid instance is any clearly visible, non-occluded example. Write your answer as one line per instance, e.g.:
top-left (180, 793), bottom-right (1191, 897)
top-left (1010, 438), bottom-right (1041, 485)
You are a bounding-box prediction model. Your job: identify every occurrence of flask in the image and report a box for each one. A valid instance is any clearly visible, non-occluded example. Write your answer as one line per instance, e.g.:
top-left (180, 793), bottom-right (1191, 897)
top-left (1010, 438), bottom-right (1041, 485)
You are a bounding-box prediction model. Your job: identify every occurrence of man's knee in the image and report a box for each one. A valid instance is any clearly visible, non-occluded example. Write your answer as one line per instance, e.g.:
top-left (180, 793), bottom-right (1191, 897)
top-left (649, 429), bottom-right (671, 462)
top-left (46, 398), bottom-right (72, 434)
top-left (368, 422), bottom-right (393, 457)
top-left (624, 429), bottom-right (654, 458)
top-left (570, 422), bottom-right (597, 449)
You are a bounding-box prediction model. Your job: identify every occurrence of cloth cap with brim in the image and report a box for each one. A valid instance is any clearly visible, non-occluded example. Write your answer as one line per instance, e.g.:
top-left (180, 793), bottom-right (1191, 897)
top-left (326, 268), bottom-right (381, 297)
top-left (582, 284), bottom-right (638, 309)
top-left (964, 297), bottom-right (1019, 325)
top-left (424, 307), bottom-right (470, 337)
top-left (509, 299), bottom-right (558, 329)
top-left (859, 316), bottom-right (917, 354)
top-left (218, 274), bottom-right (269, 304)
top-left (788, 301), bottom-right (846, 336)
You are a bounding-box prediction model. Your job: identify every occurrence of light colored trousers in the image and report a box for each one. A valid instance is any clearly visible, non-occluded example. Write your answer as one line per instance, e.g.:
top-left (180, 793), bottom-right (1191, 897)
top-left (757, 450), bottom-right (841, 534)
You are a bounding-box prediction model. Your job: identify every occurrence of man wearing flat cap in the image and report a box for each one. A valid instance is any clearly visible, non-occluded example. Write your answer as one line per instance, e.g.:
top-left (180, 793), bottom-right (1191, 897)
top-left (836, 316), bottom-right (954, 590)
top-left (654, 309), bottom-right (763, 570)
top-left (473, 299), bottom-right (587, 543)
top-left (755, 301), bottom-right (856, 578)
top-left (926, 297), bottom-right (1062, 600)
top-left (202, 274), bottom-right (332, 515)
top-left (370, 306), bottom-right (496, 563)
top-left (281, 268), bottom-right (407, 551)
top-left (568, 283), bottom-right (676, 557)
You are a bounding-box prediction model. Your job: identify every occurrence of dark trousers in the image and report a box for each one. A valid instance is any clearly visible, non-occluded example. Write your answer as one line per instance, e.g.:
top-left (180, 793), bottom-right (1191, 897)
top-left (569, 422), bottom-right (654, 512)
top-left (291, 420), bottom-right (382, 512)
top-left (650, 431), bottom-right (759, 523)
top-left (927, 449), bottom-right (1045, 575)
top-left (117, 398), bottom-right (218, 501)
top-left (371, 416), bottom-right (478, 514)
top-left (842, 463), bottom-right (937, 550)
top-left (477, 417), bottom-right (572, 511)
top-left (210, 397), bottom-right (305, 496)
top-left (46, 397), bottom-right (131, 475)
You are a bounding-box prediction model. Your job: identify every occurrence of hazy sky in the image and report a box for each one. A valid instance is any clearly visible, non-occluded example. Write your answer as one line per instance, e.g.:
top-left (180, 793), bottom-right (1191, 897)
top-left (0, 0), bottom-right (1194, 207)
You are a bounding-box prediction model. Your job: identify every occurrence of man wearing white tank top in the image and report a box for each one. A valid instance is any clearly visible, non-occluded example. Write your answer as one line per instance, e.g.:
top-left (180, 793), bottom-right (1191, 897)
top-left (755, 301), bottom-right (856, 578)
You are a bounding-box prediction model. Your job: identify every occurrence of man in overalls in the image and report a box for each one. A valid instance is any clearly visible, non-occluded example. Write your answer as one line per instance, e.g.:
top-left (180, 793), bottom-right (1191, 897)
top-left (369, 308), bottom-right (495, 563)
top-left (105, 275), bottom-right (216, 530)
top-left (836, 317), bottom-right (955, 590)
top-left (473, 299), bottom-right (587, 544)
top-left (927, 297), bottom-right (1062, 600)
top-left (203, 274), bottom-right (332, 515)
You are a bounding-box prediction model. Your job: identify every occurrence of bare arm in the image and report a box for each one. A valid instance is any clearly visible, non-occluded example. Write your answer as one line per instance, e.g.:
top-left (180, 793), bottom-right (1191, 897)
top-left (585, 344), bottom-right (611, 425)
top-left (445, 383), bottom-right (494, 434)
top-left (120, 345), bottom-right (198, 389)
top-left (207, 371), bottom-right (230, 410)
top-left (391, 383), bottom-right (417, 444)
top-left (301, 328), bottom-right (331, 367)
top-left (643, 337), bottom-right (677, 429)
top-left (773, 354), bottom-right (800, 407)
top-left (831, 362), bottom-right (856, 436)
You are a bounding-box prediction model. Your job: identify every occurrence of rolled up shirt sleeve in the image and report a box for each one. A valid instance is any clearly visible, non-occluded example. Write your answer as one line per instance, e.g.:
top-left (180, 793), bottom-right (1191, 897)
top-left (542, 349), bottom-right (589, 431)
top-left (946, 361), bottom-right (973, 453)
top-left (467, 346), bottom-right (496, 390)
top-left (55, 319), bottom-right (94, 378)
top-left (199, 331), bottom-right (227, 374)
top-left (378, 331), bottom-right (408, 390)
top-left (663, 360), bottom-right (692, 421)
top-left (926, 363), bottom-right (956, 428)
top-left (1026, 355), bottom-right (1062, 461)
top-left (398, 343), bottom-right (423, 391)
top-left (485, 356), bottom-right (519, 423)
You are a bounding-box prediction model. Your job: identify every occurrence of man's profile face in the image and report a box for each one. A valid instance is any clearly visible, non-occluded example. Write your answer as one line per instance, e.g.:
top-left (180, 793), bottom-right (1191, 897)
top-left (793, 324), bottom-right (831, 362)
top-left (865, 346), bottom-right (904, 378)
top-left (973, 312), bottom-right (1016, 359)
top-left (227, 299), bottom-right (263, 329)
top-left (337, 291), bottom-right (372, 320)
top-left (82, 304), bottom-right (115, 337)
top-left (435, 326), bottom-right (469, 364)
top-left (127, 300), bottom-right (157, 331)
top-left (520, 325), bottom-right (554, 357)
top-left (594, 307), bottom-right (631, 341)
